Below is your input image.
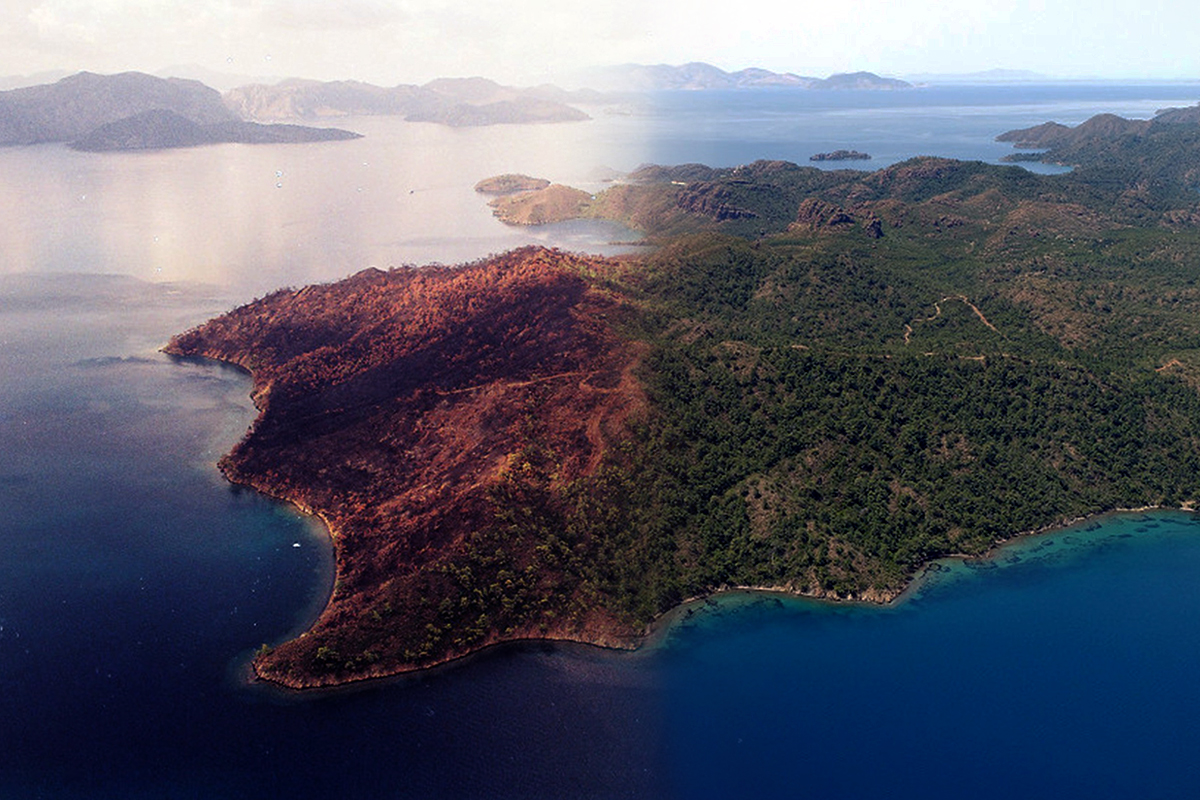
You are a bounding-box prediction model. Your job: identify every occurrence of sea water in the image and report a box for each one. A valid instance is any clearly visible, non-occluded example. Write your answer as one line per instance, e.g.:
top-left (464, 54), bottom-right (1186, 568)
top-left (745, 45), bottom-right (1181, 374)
top-left (659, 513), bottom-right (1200, 799)
top-left (3, 83), bottom-right (1200, 798)
top-left (632, 82), bottom-right (1200, 171)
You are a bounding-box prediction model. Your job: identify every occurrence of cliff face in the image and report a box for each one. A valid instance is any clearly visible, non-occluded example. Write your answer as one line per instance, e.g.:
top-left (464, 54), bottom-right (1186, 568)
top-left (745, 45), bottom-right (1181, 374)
top-left (166, 248), bottom-right (647, 687)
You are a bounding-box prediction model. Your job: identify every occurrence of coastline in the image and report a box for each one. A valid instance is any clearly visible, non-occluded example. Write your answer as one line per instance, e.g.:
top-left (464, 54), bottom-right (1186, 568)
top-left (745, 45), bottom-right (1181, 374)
top-left (166, 319), bottom-right (1200, 691)
top-left (170, 352), bottom-right (650, 695)
top-left (636, 504), bottom-right (1198, 653)
top-left (235, 458), bottom-right (1194, 692)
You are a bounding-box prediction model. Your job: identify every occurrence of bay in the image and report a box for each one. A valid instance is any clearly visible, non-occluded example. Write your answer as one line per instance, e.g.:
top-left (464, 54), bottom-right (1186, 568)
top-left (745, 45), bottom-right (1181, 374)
top-left (3, 83), bottom-right (1200, 798)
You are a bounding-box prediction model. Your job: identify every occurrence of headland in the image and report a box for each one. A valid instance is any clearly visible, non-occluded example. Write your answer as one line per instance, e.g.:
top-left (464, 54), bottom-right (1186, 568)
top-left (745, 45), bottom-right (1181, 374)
top-left (169, 116), bottom-right (1200, 687)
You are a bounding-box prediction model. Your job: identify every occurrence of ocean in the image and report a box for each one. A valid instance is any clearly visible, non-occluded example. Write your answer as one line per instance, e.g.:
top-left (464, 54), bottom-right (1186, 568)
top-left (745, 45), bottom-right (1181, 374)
top-left (3, 82), bottom-right (1200, 798)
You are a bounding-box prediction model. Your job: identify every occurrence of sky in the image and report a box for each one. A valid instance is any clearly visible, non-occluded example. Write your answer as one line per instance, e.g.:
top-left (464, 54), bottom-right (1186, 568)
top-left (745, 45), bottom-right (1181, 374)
top-left (1, 0), bottom-right (1198, 87)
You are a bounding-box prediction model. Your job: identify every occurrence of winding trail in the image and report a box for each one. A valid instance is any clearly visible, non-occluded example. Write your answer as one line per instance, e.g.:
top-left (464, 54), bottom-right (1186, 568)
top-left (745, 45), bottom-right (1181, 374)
top-left (904, 295), bottom-right (1000, 345)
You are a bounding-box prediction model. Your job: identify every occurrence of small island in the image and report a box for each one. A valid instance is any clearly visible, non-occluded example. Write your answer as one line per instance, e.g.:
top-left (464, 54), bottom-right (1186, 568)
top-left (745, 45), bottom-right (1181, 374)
top-left (473, 174), bottom-right (552, 195)
top-left (173, 122), bottom-right (1200, 689)
top-left (810, 150), bottom-right (871, 162)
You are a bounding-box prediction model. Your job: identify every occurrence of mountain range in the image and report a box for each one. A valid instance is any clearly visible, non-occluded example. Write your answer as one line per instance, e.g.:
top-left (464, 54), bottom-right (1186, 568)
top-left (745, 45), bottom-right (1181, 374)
top-left (0, 71), bottom-right (236, 145)
top-left (0, 63), bottom-right (918, 152)
top-left (0, 71), bottom-right (360, 150)
top-left (0, 70), bottom-right (595, 151)
top-left (223, 76), bottom-right (596, 125)
top-left (585, 62), bottom-right (912, 91)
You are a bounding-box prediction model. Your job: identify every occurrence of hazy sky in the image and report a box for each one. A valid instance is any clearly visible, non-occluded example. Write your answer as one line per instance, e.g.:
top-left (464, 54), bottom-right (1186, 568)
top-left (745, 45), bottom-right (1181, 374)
top-left (2, 0), bottom-right (1198, 86)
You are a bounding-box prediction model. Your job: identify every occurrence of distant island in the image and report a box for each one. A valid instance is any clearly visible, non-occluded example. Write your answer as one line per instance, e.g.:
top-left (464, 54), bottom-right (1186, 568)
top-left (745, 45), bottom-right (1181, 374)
top-left (810, 150), bottom-right (871, 161)
top-left (903, 68), bottom-right (1051, 83)
top-left (223, 76), bottom-right (593, 126)
top-left (586, 63), bottom-right (912, 92)
top-left (0, 70), bottom-right (599, 151)
top-left (474, 174), bottom-right (552, 195)
top-left (0, 71), bottom-right (358, 151)
top-left (169, 110), bottom-right (1200, 687)
top-left (71, 109), bottom-right (360, 151)
top-left (0, 64), bottom-right (928, 151)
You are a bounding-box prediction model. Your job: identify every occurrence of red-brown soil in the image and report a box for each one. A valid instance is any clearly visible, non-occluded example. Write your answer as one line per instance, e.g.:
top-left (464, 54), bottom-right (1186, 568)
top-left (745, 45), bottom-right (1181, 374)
top-left (166, 247), bottom-right (647, 688)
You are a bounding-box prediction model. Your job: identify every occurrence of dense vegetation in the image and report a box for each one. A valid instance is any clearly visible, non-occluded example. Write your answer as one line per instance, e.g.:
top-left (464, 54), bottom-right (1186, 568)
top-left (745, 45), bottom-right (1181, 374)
top-left (997, 109), bottom-right (1200, 214)
top-left (597, 224), bottom-right (1200, 618)
top-left (170, 130), bottom-right (1200, 687)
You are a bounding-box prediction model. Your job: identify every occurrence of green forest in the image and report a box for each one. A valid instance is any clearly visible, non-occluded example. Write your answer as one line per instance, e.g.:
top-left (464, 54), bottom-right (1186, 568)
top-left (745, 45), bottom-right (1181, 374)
top-left (169, 112), bottom-right (1200, 685)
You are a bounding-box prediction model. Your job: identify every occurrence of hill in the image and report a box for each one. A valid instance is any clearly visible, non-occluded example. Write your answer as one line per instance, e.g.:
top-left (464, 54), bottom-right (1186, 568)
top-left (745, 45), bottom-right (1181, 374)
top-left (588, 63), bottom-right (911, 92)
top-left (170, 135), bottom-right (1200, 687)
top-left (997, 109), bottom-right (1200, 213)
top-left (486, 184), bottom-right (593, 224)
top-left (0, 71), bottom-right (235, 145)
top-left (167, 249), bottom-right (647, 687)
top-left (223, 76), bottom-right (592, 126)
top-left (70, 109), bottom-right (360, 151)
top-left (0, 71), bottom-right (359, 151)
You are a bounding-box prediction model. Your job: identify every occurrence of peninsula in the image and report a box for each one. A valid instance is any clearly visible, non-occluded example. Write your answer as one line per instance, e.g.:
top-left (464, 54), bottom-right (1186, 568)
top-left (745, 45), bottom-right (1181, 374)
top-left (70, 109), bottom-right (360, 151)
top-left (170, 121), bottom-right (1200, 689)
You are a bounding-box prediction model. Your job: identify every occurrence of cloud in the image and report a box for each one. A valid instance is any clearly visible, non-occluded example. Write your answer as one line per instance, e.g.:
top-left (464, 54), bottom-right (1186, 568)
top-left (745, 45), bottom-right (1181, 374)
top-left (4, 0), bottom-right (1200, 85)
top-left (257, 0), bottom-right (407, 31)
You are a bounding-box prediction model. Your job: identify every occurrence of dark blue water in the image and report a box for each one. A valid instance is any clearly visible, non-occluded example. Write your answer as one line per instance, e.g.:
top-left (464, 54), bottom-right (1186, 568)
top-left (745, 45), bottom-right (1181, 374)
top-left (660, 514), bottom-right (1200, 799)
top-left (7, 266), bottom-right (1200, 800)
top-left (6, 85), bottom-right (1200, 798)
top-left (0, 276), bottom-right (667, 799)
